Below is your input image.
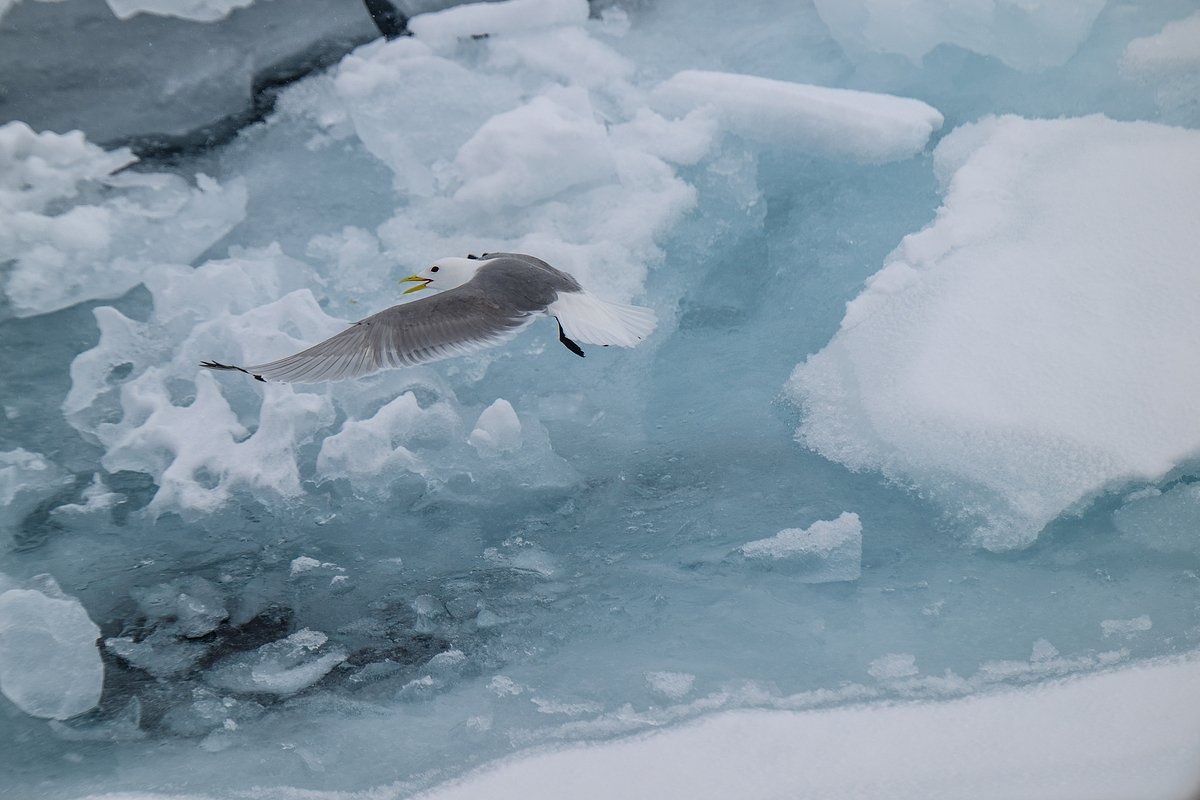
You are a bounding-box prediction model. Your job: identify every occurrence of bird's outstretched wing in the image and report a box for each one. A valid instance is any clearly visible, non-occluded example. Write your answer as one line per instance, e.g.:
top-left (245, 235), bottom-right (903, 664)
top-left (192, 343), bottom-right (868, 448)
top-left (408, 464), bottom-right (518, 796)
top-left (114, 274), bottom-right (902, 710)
top-left (202, 287), bottom-right (535, 383)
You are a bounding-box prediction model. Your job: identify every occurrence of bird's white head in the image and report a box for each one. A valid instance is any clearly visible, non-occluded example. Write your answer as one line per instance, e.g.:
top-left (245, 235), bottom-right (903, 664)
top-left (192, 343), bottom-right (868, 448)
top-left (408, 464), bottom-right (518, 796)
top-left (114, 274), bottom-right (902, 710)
top-left (400, 256), bottom-right (481, 294)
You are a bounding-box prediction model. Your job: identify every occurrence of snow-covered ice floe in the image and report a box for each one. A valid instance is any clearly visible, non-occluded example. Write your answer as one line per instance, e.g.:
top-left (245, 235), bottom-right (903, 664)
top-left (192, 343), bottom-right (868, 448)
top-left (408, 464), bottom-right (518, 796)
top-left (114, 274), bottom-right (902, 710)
top-left (69, 652), bottom-right (1200, 800)
top-left (787, 114), bottom-right (1200, 550)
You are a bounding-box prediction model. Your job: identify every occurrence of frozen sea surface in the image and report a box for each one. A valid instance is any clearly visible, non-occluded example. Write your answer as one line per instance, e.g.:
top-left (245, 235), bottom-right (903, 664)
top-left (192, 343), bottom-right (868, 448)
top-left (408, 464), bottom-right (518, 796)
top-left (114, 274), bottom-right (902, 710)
top-left (2, 0), bottom-right (1200, 797)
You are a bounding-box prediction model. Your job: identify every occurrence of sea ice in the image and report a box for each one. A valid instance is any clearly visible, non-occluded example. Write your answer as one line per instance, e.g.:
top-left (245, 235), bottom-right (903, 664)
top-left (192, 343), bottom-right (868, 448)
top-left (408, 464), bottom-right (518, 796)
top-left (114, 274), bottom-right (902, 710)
top-left (787, 115), bottom-right (1200, 550)
top-left (204, 628), bottom-right (347, 696)
top-left (1101, 616), bottom-right (1152, 639)
top-left (739, 512), bottom-right (862, 583)
top-left (105, 0), bottom-right (255, 23)
top-left (0, 122), bottom-right (246, 318)
top-left (649, 70), bottom-right (943, 164)
top-left (409, 0), bottom-right (589, 52)
top-left (1114, 483), bottom-right (1200, 553)
top-left (1122, 12), bottom-right (1200, 123)
top-left (469, 398), bottom-right (523, 455)
top-left (133, 576), bottom-right (228, 638)
top-left (0, 575), bottom-right (103, 720)
top-left (811, 0), bottom-right (1106, 71)
top-left (0, 448), bottom-right (68, 538)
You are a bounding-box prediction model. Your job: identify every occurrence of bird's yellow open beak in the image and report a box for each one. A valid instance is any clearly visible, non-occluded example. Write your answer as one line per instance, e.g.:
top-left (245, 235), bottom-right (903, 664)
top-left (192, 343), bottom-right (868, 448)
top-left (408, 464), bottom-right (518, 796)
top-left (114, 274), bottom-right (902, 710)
top-left (401, 274), bottom-right (431, 294)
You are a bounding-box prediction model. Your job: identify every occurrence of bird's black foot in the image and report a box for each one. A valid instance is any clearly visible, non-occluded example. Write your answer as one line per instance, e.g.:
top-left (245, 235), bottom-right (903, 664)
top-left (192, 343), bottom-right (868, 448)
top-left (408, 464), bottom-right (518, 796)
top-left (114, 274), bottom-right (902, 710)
top-left (556, 319), bottom-right (585, 358)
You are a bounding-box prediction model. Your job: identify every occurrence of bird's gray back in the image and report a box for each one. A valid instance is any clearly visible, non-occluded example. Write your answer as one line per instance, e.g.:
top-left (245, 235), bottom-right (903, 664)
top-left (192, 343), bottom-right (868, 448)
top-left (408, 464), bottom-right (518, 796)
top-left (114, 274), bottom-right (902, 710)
top-left (473, 253), bottom-right (582, 310)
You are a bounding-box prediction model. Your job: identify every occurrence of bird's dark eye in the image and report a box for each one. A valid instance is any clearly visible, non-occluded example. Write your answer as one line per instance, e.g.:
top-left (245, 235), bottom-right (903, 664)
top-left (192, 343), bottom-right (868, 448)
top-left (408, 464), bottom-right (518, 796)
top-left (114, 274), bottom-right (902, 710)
top-left (430, 266), bottom-right (440, 273)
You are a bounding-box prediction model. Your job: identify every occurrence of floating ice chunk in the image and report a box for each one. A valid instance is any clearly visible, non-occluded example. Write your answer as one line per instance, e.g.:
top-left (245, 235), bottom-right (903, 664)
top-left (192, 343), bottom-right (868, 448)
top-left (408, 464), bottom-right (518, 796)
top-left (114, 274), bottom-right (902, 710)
top-left (469, 399), bottom-right (523, 454)
top-left (649, 70), bottom-right (942, 164)
top-left (1030, 639), bottom-right (1059, 663)
top-left (489, 675), bottom-right (524, 696)
top-left (204, 628), bottom-right (347, 696)
top-left (868, 653), bottom-right (919, 681)
top-left (316, 390), bottom-right (461, 491)
top-left (49, 474), bottom-right (122, 518)
top-left (1121, 12), bottom-right (1200, 122)
top-left (106, 630), bottom-right (209, 677)
top-left (453, 89), bottom-right (616, 209)
top-left (132, 576), bottom-right (228, 638)
top-left (0, 124), bottom-right (246, 318)
top-left (811, 0), bottom-right (1105, 71)
top-left (739, 512), bottom-right (862, 583)
top-left (0, 122), bottom-right (133, 212)
top-left (0, 448), bottom-right (69, 536)
top-left (105, 0), bottom-right (255, 22)
top-left (609, 108), bottom-right (717, 167)
top-left (1114, 483), bottom-right (1200, 554)
top-left (334, 37), bottom-right (521, 196)
top-left (645, 671), bottom-right (695, 700)
top-left (409, 0), bottom-right (588, 52)
top-left (485, 25), bottom-right (633, 89)
top-left (0, 575), bottom-right (103, 720)
top-left (787, 116), bottom-right (1200, 550)
top-left (1102, 616), bottom-right (1152, 640)
top-left (1121, 11), bottom-right (1200, 77)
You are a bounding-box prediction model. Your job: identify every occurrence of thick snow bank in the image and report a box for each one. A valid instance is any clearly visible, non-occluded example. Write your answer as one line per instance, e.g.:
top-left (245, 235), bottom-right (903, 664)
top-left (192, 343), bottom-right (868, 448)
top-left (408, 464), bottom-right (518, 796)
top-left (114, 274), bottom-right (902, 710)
top-left (410, 653), bottom-right (1200, 800)
top-left (650, 70), bottom-right (942, 164)
top-left (812, 0), bottom-right (1106, 71)
top-left (787, 115), bottom-right (1200, 550)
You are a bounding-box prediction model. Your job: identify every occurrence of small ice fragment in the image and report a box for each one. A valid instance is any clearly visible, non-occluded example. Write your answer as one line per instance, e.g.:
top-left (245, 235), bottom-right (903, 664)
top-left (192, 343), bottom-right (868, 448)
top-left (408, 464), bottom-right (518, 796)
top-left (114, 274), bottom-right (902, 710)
top-left (868, 653), bottom-right (919, 680)
top-left (290, 556), bottom-right (322, 576)
top-left (469, 398), bottom-right (523, 454)
top-left (105, 629), bottom-right (209, 677)
top-left (739, 512), bottom-right (862, 583)
top-left (204, 629), bottom-right (347, 696)
top-left (488, 675), bottom-right (523, 696)
top-left (645, 671), bottom-right (695, 700)
top-left (132, 577), bottom-right (227, 638)
top-left (0, 576), bottom-right (103, 720)
top-left (1101, 616), bottom-right (1152, 639)
top-left (1031, 639), bottom-right (1060, 663)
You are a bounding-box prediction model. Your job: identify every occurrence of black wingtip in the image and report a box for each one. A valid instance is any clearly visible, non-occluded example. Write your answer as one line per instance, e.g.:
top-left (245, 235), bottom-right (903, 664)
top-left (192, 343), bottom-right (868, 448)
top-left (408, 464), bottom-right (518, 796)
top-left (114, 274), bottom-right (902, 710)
top-left (201, 360), bottom-right (264, 381)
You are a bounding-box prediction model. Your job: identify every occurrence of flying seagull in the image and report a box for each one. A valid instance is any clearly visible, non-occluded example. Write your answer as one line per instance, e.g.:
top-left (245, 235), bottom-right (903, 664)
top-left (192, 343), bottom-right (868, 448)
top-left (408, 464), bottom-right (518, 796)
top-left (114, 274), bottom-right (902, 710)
top-left (200, 252), bottom-right (656, 383)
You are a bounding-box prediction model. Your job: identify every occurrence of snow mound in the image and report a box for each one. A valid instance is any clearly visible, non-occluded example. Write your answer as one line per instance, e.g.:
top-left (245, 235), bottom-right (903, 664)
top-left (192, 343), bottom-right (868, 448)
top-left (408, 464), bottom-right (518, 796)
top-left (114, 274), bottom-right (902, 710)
top-left (650, 70), bottom-right (942, 164)
top-left (411, 652), bottom-right (1200, 800)
top-left (787, 115), bottom-right (1200, 550)
top-left (0, 122), bottom-right (246, 319)
top-left (811, 0), bottom-right (1106, 72)
top-left (739, 511), bottom-right (862, 582)
top-left (0, 575), bottom-right (103, 720)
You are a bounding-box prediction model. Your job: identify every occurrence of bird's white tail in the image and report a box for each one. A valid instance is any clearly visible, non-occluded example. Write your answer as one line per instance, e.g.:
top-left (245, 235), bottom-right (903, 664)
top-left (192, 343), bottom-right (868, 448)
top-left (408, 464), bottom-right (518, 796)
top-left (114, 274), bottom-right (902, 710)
top-left (548, 290), bottom-right (657, 347)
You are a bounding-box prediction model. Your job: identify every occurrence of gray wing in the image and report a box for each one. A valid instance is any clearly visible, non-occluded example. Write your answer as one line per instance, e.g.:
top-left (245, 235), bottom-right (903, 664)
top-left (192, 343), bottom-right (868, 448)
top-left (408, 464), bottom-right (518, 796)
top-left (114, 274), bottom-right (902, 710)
top-left (202, 284), bottom-right (544, 383)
